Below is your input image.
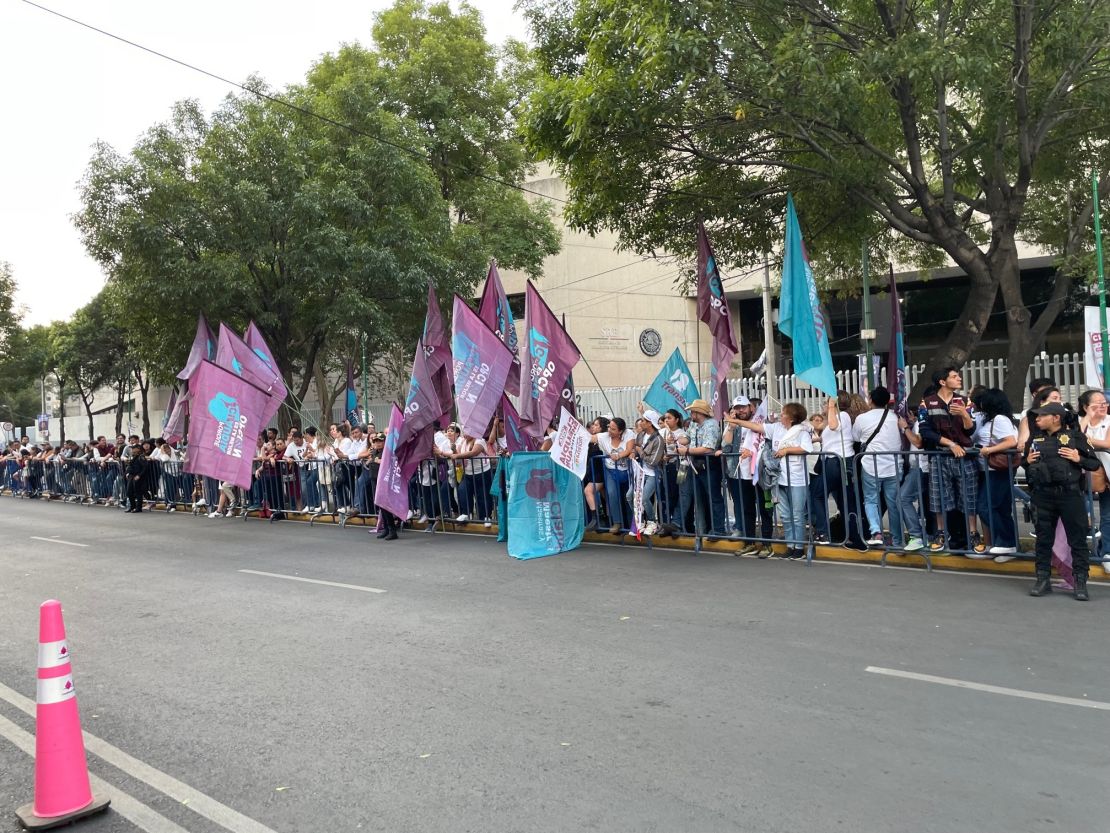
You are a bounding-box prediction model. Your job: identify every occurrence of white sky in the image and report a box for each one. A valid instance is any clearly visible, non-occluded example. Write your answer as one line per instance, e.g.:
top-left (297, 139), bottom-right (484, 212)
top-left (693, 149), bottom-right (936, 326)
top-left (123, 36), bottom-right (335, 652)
top-left (0, 0), bottom-right (529, 327)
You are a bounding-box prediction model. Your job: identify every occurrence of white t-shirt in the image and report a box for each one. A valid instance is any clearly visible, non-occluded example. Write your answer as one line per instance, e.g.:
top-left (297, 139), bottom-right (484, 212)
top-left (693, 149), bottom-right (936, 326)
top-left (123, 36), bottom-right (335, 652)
top-left (456, 437), bottom-right (491, 474)
top-left (597, 430), bottom-right (636, 471)
top-left (852, 408), bottom-right (902, 478)
top-left (284, 442), bottom-right (307, 462)
top-left (1085, 419), bottom-right (1110, 476)
top-left (340, 437), bottom-right (367, 462)
top-left (974, 415), bottom-right (1018, 449)
top-left (764, 422), bottom-right (812, 486)
top-left (820, 411), bottom-right (854, 458)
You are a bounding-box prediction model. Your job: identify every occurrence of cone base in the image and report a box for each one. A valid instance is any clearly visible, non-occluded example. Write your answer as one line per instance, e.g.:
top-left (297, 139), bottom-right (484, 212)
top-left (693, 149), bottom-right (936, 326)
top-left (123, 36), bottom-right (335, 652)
top-left (15, 793), bottom-right (110, 830)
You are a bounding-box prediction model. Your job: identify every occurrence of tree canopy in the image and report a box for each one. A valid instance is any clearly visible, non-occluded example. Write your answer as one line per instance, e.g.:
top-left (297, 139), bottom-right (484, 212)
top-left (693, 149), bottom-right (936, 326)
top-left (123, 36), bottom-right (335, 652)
top-left (74, 0), bottom-right (559, 423)
top-left (521, 0), bottom-right (1110, 402)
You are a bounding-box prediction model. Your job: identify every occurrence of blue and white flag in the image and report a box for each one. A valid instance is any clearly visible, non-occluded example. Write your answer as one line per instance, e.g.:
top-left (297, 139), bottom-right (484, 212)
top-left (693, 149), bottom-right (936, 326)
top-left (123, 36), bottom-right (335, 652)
top-left (779, 195), bottom-right (838, 397)
top-left (643, 348), bottom-right (700, 419)
top-left (505, 452), bottom-right (585, 559)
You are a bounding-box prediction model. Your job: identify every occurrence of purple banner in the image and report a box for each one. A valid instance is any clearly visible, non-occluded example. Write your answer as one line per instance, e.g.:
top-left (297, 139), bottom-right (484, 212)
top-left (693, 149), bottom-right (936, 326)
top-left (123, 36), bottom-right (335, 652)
top-left (423, 283), bottom-right (455, 422)
top-left (500, 395), bottom-right (536, 453)
top-left (184, 360), bottom-right (273, 489)
top-left (215, 324), bottom-right (284, 426)
top-left (176, 315), bottom-right (216, 382)
top-left (519, 281), bottom-right (581, 438)
top-left (243, 321), bottom-right (289, 404)
top-left (162, 388), bottom-right (188, 445)
top-left (374, 404), bottom-right (430, 519)
top-left (697, 223), bottom-right (738, 419)
top-left (399, 336), bottom-right (446, 449)
top-left (478, 262), bottom-right (521, 396)
top-left (452, 295), bottom-right (514, 438)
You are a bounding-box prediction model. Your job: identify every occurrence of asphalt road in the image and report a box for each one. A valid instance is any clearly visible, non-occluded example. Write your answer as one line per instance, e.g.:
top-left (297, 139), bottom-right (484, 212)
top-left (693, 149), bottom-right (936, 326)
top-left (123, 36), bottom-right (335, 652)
top-left (1, 499), bottom-right (1107, 833)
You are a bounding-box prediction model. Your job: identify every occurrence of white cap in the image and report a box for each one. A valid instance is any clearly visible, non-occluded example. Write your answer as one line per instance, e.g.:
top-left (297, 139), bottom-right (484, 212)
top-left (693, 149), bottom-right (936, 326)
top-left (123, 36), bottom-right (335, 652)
top-left (731, 395), bottom-right (751, 407)
top-left (642, 409), bottom-right (662, 425)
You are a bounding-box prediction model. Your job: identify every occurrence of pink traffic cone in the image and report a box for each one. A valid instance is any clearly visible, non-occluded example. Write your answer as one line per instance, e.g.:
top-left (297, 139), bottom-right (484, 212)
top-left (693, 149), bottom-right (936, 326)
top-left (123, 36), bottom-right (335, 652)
top-left (15, 600), bottom-right (109, 830)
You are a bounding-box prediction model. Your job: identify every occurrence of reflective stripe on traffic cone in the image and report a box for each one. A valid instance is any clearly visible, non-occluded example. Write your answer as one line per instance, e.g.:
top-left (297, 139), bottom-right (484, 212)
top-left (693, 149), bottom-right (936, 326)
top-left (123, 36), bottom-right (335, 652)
top-left (15, 600), bottom-right (110, 830)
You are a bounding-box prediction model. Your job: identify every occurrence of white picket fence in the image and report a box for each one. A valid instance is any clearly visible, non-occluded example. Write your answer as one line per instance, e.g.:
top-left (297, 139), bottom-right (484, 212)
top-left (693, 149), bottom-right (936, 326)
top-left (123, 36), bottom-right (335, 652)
top-left (574, 352), bottom-right (1088, 423)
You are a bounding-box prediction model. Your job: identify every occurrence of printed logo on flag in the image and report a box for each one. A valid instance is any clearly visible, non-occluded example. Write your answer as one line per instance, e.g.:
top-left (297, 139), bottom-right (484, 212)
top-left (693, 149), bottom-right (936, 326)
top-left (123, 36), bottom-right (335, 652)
top-left (252, 347), bottom-right (272, 367)
top-left (208, 393), bottom-right (246, 458)
top-left (528, 328), bottom-right (558, 400)
top-left (495, 298), bottom-right (519, 353)
top-left (452, 331), bottom-right (492, 407)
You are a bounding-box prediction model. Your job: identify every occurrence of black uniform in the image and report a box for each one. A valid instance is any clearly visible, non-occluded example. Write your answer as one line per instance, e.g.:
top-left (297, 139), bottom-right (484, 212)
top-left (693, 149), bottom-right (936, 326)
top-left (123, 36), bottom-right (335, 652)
top-left (125, 453), bottom-right (148, 513)
top-left (1022, 425), bottom-right (1100, 580)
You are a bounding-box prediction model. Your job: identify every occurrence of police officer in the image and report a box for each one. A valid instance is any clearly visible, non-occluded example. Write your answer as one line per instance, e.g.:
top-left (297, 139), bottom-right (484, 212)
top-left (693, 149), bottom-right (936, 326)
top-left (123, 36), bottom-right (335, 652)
top-left (1023, 402), bottom-right (1100, 600)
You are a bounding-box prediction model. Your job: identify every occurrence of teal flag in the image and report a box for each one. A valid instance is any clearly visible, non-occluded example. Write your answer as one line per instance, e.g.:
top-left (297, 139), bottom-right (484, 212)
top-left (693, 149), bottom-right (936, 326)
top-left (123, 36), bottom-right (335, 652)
top-left (780, 195), bottom-right (838, 397)
top-left (505, 452), bottom-right (585, 559)
top-left (644, 348), bottom-right (700, 418)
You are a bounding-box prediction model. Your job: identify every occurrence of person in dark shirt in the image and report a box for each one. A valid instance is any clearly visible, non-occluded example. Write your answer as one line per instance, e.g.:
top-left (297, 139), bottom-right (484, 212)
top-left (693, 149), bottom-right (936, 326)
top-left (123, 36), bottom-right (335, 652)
top-left (125, 444), bottom-right (148, 513)
top-left (1023, 402), bottom-right (1101, 600)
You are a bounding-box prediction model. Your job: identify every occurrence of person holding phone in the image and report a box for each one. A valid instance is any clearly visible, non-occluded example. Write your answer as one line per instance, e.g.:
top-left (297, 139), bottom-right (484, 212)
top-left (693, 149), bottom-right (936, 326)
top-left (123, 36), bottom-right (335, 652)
top-left (919, 366), bottom-right (982, 553)
top-left (1023, 402), bottom-right (1101, 600)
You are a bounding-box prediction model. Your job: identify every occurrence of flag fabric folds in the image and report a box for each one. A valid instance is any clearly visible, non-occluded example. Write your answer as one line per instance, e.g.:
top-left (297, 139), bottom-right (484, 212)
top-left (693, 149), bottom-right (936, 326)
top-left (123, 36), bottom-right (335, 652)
top-left (644, 347), bottom-right (700, 419)
top-left (423, 283), bottom-right (455, 422)
top-left (215, 324), bottom-right (285, 426)
top-left (696, 223), bottom-right (739, 419)
top-left (184, 360), bottom-right (274, 489)
top-left (176, 315), bottom-right (216, 382)
top-left (345, 360), bottom-right (361, 426)
top-left (887, 265), bottom-right (908, 418)
top-left (478, 262), bottom-right (522, 396)
top-left (500, 395), bottom-right (535, 454)
top-left (374, 404), bottom-right (430, 520)
top-left (400, 336), bottom-right (448, 449)
top-left (779, 195), bottom-right (838, 398)
top-left (162, 389), bottom-right (188, 445)
top-left (505, 452), bottom-right (586, 559)
top-left (452, 295), bottom-right (515, 438)
top-left (519, 281), bottom-right (581, 438)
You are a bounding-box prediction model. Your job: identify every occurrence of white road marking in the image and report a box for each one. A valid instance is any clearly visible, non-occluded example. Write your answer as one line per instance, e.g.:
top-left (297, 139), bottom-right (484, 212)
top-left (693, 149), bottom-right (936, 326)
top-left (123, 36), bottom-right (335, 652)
top-left (0, 681), bottom-right (279, 833)
top-left (866, 666), bottom-right (1110, 711)
top-left (238, 569), bottom-right (386, 593)
top-left (29, 536), bottom-right (88, 548)
top-left (0, 712), bottom-right (190, 833)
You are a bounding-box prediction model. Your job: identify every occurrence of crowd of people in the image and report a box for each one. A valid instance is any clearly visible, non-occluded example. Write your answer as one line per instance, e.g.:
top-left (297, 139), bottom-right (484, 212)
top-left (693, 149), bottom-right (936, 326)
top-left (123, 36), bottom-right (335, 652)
top-left (3, 369), bottom-right (1108, 595)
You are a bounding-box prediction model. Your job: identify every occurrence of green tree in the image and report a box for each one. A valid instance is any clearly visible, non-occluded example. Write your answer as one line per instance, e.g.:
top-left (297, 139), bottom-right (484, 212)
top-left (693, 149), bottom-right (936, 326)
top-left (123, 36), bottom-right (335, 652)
top-left (0, 325), bottom-right (51, 429)
top-left (51, 295), bottom-right (127, 440)
top-left (521, 0), bottom-right (1110, 403)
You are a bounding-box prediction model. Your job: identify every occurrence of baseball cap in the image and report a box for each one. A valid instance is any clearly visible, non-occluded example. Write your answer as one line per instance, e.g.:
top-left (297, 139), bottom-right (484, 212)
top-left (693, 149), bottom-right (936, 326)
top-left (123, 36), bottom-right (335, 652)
top-left (731, 395), bottom-right (751, 407)
top-left (1031, 402), bottom-right (1067, 417)
top-left (642, 409), bottom-right (661, 425)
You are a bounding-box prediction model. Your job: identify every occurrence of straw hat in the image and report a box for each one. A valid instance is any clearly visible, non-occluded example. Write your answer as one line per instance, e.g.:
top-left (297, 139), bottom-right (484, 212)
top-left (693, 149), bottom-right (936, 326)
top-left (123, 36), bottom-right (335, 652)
top-left (687, 399), bottom-right (713, 417)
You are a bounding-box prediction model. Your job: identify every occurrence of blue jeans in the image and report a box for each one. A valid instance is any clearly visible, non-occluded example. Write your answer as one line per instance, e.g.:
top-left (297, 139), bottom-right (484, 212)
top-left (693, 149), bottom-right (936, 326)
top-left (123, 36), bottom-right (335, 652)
top-left (603, 466), bottom-right (631, 529)
top-left (861, 470), bottom-right (902, 546)
top-left (898, 467), bottom-right (924, 540)
top-left (1097, 491), bottom-right (1110, 562)
top-left (776, 484), bottom-right (808, 546)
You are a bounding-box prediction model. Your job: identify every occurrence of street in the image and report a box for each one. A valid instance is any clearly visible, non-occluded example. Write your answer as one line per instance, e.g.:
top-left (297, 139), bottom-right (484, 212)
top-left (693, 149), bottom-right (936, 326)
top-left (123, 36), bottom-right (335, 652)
top-left (1, 500), bottom-right (1107, 833)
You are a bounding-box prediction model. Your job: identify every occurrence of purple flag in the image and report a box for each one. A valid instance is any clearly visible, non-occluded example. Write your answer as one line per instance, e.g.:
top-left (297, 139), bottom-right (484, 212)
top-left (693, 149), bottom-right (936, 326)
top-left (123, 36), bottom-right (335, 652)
top-left (215, 324), bottom-right (285, 426)
top-left (162, 388), bottom-right (188, 445)
top-left (519, 281), bottom-right (582, 438)
top-left (500, 395), bottom-right (536, 453)
top-left (184, 360), bottom-right (273, 489)
top-left (478, 262), bottom-right (521, 396)
top-left (559, 313), bottom-right (577, 417)
top-left (242, 321), bottom-right (289, 404)
top-left (697, 223), bottom-right (738, 419)
top-left (177, 315), bottom-right (216, 382)
top-left (399, 336), bottom-right (447, 448)
top-left (423, 283), bottom-right (455, 422)
top-left (452, 295), bottom-right (514, 438)
top-left (374, 404), bottom-right (430, 519)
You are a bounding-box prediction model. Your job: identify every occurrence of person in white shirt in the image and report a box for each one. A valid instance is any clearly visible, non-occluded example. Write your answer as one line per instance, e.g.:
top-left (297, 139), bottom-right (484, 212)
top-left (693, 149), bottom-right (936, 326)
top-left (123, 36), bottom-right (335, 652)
top-left (452, 431), bottom-right (495, 526)
top-left (807, 393), bottom-right (861, 545)
top-left (851, 387), bottom-right (905, 548)
top-left (972, 388), bottom-right (1020, 558)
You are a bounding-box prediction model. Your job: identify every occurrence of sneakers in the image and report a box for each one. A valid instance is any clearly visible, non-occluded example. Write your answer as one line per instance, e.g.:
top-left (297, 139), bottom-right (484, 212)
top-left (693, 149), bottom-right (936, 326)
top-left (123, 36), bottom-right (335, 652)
top-left (642, 522), bottom-right (657, 536)
top-left (993, 554), bottom-right (1018, 563)
top-left (928, 534), bottom-right (946, 552)
top-left (455, 514), bottom-right (471, 523)
top-left (418, 514), bottom-right (429, 524)
top-left (866, 533), bottom-right (885, 547)
top-left (756, 546), bottom-right (772, 559)
top-left (609, 524), bottom-right (621, 534)
top-left (207, 511), bottom-right (220, 518)
top-left (989, 545), bottom-right (1017, 563)
top-left (904, 537), bottom-right (925, 552)
top-left (483, 519), bottom-right (492, 529)
top-left (969, 532), bottom-right (987, 555)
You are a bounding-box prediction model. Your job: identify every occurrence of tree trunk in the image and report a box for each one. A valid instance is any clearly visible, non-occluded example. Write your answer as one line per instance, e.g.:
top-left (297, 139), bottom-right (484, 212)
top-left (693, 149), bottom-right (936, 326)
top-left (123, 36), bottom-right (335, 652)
top-left (84, 401), bottom-right (95, 442)
top-left (114, 381), bottom-right (125, 437)
top-left (313, 360), bottom-right (333, 428)
top-left (134, 368), bottom-right (151, 438)
top-left (53, 375), bottom-right (66, 444)
top-left (909, 274), bottom-right (999, 404)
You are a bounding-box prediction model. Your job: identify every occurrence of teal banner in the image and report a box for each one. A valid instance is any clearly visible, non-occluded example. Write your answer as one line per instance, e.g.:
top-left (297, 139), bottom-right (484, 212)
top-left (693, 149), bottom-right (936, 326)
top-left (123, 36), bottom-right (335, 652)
top-left (506, 452), bottom-right (585, 559)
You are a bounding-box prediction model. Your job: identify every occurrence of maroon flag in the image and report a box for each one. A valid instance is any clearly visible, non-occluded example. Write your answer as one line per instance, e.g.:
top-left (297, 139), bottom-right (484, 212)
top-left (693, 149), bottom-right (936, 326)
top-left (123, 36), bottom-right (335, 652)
top-left (478, 262), bottom-right (521, 396)
top-left (215, 324), bottom-right (285, 426)
top-left (375, 404), bottom-right (430, 519)
top-left (423, 283), bottom-right (455, 421)
top-left (500, 394), bottom-right (536, 453)
top-left (559, 315), bottom-right (576, 417)
top-left (519, 281), bottom-right (582, 438)
top-left (242, 320), bottom-right (288, 405)
top-left (452, 295), bottom-right (514, 438)
top-left (399, 336), bottom-right (446, 448)
top-left (184, 360), bottom-right (273, 489)
top-left (176, 315), bottom-right (216, 382)
top-left (696, 223), bottom-right (738, 419)
top-left (162, 388), bottom-right (188, 445)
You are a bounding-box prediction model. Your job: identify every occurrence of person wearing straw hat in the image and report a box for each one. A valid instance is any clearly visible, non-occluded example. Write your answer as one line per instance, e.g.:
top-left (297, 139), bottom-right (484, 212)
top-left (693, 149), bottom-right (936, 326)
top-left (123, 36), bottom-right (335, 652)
top-left (677, 398), bottom-right (726, 539)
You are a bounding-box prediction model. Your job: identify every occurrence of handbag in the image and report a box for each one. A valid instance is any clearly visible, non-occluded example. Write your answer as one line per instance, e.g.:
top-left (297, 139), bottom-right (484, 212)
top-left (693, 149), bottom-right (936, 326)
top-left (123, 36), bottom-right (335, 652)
top-left (1084, 423), bottom-right (1109, 492)
top-left (986, 420), bottom-right (1020, 472)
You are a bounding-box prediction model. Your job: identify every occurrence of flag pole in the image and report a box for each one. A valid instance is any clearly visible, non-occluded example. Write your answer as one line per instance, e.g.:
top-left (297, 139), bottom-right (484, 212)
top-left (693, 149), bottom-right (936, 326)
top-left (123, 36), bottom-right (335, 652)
top-left (1093, 171), bottom-right (1109, 386)
top-left (762, 253), bottom-right (778, 407)
top-left (361, 332), bottom-right (369, 424)
top-left (861, 242), bottom-right (875, 391)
